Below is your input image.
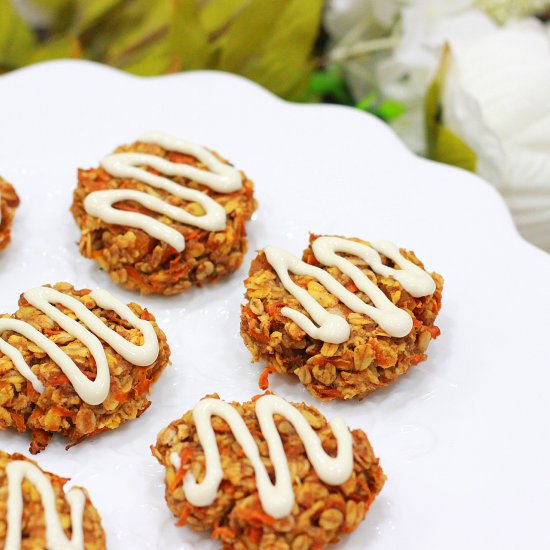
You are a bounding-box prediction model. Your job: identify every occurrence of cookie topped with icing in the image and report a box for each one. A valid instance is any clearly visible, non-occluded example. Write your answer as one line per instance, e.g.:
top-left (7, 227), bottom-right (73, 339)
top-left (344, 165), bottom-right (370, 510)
top-left (152, 393), bottom-right (384, 549)
top-left (241, 234), bottom-right (443, 400)
top-left (0, 451), bottom-right (106, 549)
top-left (71, 132), bottom-right (256, 295)
top-left (0, 282), bottom-right (170, 453)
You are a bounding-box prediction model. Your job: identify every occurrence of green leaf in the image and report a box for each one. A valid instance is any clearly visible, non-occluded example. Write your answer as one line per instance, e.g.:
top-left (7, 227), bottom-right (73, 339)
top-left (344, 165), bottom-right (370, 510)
top-left (305, 65), bottom-right (353, 104)
top-left (199, 0), bottom-right (244, 34)
top-left (123, 36), bottom-right (171, 76)
top-left (431, 126), bottom-right (477, 172)
top-left (425, 47), bottom-right (448, 155)
top-left (376, 99), bottom-right (406, 122)
top-left (168, 0), bottom-right (210, 71)
top-left (26, 35), bottom-right (81, 65)
top-left (216, 0), bottom-right (282, 73)
top-left (240, 0), bottom-right (324, 99)
top-left (87, 0), bottom-right (170, 67)
top-left (356, 92), bottom-right (378, 111)
top-left (71, 0), bottom-right (125, 34)
top-left (309, 65), bottom-right (348, 96)
top-left (0, 0), bottom-right (37, 69)
top-left (426, 44), bottom-right (477, 172)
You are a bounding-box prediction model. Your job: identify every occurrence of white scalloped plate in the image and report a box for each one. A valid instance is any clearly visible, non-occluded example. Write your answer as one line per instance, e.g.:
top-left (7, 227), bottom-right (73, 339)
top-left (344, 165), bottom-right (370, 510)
top-left (0, 60), bottom-right (549, 549)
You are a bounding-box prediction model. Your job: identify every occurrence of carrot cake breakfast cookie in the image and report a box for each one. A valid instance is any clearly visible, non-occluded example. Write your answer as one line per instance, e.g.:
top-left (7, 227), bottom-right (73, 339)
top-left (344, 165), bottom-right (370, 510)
top-left (0, 177), bottom-right (20, 252)
top-left (0, 451), bottom-right (105, 549)
top-left (0, 282), bottom-right (170, 453)
top-left (241, 235), bottom-right (443, 400)
top-left (152, 393), bottom-right (384, 550)
top-left (71, 132), bottom-right (256, 295)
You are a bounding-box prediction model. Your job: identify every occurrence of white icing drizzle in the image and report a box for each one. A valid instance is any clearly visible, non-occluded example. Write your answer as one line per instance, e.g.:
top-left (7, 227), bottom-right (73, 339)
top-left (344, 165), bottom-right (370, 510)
top-left (0, 287), bottom-right (159, 406)
top-left (83, 131), bottom-right (243, 252)
top-left (5, 460), bottom-right (85, 550)
top-left (170, 394), bottom-right (353, 519)
top-left (264, 236), bottom-right (436, 343)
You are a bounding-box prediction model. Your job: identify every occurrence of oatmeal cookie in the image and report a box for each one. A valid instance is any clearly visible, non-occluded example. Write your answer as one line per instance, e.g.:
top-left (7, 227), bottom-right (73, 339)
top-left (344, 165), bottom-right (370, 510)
top-left (152, 393), bottom-right (385, 550)
top-left (71, 132), bottom-right (256, 295)
top-left (0, 177), bottom-right (20, 252)
top-left (241, 235), bottom-right (443, 400)
top-left (0, 282), bottom-right (170, 453)
top-left (0, 451), bottom-right (106, 549)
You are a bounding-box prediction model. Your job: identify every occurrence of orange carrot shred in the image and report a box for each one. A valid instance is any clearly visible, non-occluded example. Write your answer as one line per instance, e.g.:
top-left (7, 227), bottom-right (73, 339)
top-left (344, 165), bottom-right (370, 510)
top-left (176, 506), bottom-right (191, 527)
top-left (169, 448), bottom-right (194, 493)
top-left (211, 524), bottom-right (236, 540)
top-left (251, 390), bottom-right (272, 402)
top-left (258, 367), bottom-right (273, 391)
top-left (237, 507), bottom-right (275, 526)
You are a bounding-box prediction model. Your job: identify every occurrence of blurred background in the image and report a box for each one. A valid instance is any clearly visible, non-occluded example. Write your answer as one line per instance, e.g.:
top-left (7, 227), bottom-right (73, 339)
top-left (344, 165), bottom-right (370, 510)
top-left (4, 0), bottom-right (550, 251)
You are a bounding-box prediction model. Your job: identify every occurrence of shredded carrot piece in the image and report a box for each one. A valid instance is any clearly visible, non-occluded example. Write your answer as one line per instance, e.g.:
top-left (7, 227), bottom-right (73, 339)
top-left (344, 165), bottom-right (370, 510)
top-left (43, 328), bottom-right (63, 336)
top-left (167, 152), bottom-right (195, 164)
top-left (114, 392), bottom-right (130, 403)
top-left (11, 412), bottom-right (25, 432)
top-left (112, 203), bottom-right (145, 214)
top-left (134, 377), bottom-right (153, 397)
top-left (410, 354), bottom-right (425, 366)
top-left (251, 390), bottom-right (272, 402)
top-left (212, 525), bottom-right (237, 540)
top-left (169, 448), bottom-right (194, 493)
top-left (426, 325), bottom-right (441, 339)
top-left (84, 179), bottom-right (109, 192)
top-left (51, 406), bottom-right (76, 418)
top-left (237, 507), bottom-right (275, 526)
top-left (140, 309), bottom-right (152, 321)
top-left (315, 387), bottom-right (342, 398)
top-left (345, 282), bottom-right (358, 293)
top-left (258, 367), bottom-right (273, 391)
top-left (250, 327), bottom-right (270, 344)
top-left (48, 373), bottom-right (70, 386)
top-left (248, 527), bottom-right (262, 544)
top-left (169, 254), bottom-right (182, 269)
top-left (26, 380), bottom-right (40, 400)
top-left (265, 303), bottom-right (282, 316)
top-left (242, 305), bottom-right (256, 318)
top-left (176, 506), bottom-right (191, 526)
top-left (183, 229), bottom-right (203, 241)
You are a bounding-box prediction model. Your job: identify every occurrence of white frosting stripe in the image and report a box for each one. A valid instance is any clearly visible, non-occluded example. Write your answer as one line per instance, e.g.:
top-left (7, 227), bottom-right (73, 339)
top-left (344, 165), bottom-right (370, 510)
top-left (171, 395), bottom-right (353, 519)
top-left (264, 236), bottom-right (436, 343)
top-left (83, 131), bottom-right (243, 252)
top-left (5, 460), bottom-right (85, 550)
top-left (0, 287), bottom-right (159, 406)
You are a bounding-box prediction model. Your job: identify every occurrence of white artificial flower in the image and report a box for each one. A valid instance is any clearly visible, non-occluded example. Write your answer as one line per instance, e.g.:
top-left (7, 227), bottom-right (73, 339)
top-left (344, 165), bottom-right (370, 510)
top-left (376, 0), bottom-right (496, 152)
top-left (325, 0), bottom-right (496, 153)
top-left (442, 19), bottom-right (550, 250)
